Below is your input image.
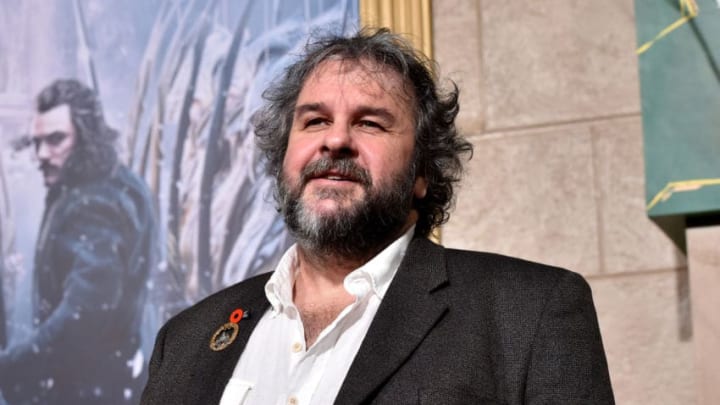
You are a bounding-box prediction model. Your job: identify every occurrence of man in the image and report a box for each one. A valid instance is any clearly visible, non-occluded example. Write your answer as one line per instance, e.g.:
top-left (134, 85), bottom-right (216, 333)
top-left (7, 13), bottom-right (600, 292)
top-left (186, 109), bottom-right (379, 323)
top-left (0, 79), bottom-right (157, 404)
top-left (142, 29), bottom-right (614, 404)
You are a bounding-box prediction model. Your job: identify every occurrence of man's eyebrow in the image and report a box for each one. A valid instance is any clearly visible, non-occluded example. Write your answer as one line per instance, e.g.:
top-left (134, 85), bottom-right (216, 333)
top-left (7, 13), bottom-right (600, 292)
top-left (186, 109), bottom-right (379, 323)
top-left (354, 106), bottom-right (396, 124)
top-left (294, 103), bottom-right (325, 117)
top-left (294, 103), bottom-right (398, 124)
top-left (32, 130), bottom-right (67, 139)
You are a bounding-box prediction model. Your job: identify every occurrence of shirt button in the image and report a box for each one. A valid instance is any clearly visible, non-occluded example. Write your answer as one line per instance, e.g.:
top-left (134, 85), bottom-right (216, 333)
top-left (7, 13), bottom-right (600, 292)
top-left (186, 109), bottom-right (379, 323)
top-left (291, 342), bottom-right (303, 353)
top-left (288, 396), bottom-right (298, 405)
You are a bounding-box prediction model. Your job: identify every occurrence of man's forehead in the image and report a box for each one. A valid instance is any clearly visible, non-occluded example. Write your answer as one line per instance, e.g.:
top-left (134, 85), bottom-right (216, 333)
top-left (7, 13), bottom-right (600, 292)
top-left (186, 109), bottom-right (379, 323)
top-left (31, 104), bottom-right (73, 135)
top-left (300, 58), bottom-right (415, 109)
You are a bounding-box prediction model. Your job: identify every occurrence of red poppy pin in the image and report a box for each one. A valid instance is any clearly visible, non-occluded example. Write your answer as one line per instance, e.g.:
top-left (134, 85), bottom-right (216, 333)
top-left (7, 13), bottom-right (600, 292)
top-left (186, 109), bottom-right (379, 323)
top-left (209, 308), bottom-right (249, 351)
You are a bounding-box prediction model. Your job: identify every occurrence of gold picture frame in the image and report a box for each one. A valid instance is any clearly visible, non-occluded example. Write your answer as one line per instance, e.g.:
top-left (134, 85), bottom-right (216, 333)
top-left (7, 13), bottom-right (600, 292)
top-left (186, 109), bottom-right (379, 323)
top-left (359, 0), bottom-right (433, 59)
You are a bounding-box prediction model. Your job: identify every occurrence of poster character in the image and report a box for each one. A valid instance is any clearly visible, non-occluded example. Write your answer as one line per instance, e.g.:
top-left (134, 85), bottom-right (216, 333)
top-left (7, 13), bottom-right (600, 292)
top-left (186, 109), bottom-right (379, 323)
top-left (0, 79), bottom-right (157, 404)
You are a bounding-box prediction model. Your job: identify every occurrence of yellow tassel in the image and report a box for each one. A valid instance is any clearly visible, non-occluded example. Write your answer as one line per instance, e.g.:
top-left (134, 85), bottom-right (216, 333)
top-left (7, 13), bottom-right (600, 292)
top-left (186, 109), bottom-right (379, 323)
top-left (637, 0), bottom-right (699, 55)
top-left (646, 178), bottom-right (720, 211)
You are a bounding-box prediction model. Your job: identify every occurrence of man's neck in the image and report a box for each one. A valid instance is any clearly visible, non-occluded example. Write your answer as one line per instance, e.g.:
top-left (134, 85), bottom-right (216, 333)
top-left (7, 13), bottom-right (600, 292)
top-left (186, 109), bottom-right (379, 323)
top-left (291, 221), bottom-right (416, 347)
top-left (292, 249), bottom-right (359, 347)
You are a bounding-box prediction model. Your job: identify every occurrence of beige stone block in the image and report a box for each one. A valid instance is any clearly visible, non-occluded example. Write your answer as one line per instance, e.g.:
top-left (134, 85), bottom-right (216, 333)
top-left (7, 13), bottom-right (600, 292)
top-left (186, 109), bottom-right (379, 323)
top-left (590, 271), bottom-right (695, 405)
top-left (432, 0), bottom-right (485, 133)
top-left (591, 116), bottom-right (686, 273)
top-left (481, 1), bottom-right (640, 129)
top-left (443, 125), bottom-right (601, 276)
top-left (687, 225), bottom-right (720, 405)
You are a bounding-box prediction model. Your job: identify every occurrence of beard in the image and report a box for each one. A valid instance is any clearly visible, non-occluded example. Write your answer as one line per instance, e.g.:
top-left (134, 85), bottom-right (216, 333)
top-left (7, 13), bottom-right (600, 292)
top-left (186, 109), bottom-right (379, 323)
top-left (39, 161), bottom-right (62, 186)
top-left (278, 157), bottom-right (416, 260)
top-left (57, 143), bottom-right (118, 186)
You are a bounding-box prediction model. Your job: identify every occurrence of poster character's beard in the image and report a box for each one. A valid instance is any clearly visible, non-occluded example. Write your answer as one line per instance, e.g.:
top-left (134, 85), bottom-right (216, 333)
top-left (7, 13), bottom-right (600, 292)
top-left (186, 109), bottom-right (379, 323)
top-left (278, 157), bottom-right (416, 260)
top-left (39, 161), bottom-right (62, 185)
top-left (39, 144), bottom-right (118, 187)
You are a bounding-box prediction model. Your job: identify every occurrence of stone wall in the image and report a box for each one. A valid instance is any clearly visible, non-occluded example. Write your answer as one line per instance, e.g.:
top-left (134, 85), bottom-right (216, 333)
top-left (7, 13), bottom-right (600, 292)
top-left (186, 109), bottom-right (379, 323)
top-left (433, 1), bottom-right (695, 403)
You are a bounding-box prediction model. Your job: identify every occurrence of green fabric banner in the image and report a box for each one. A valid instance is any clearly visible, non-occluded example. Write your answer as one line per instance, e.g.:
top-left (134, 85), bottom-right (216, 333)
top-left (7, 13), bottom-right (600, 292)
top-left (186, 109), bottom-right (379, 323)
top-left (635, 0), bottom-right (720, 219)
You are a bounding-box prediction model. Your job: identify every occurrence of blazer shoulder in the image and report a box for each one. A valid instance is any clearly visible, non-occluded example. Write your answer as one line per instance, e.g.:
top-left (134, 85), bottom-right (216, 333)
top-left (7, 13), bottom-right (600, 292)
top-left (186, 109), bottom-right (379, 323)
top-left (442, 246), bottom-right (588, 294)
top-left (165, 272), bottom-right (272, 328)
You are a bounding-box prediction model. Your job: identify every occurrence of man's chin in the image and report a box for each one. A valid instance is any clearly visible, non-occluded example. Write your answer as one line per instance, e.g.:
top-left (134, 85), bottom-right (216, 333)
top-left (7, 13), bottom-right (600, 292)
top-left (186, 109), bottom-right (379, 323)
top-left (293, 197), bottom-right (359, 227)
top-left (298, 187), bottom-right (364, 210)
top-left (42, 174), bottom-right (60, 187)
top-left (307, 198), bottom-right (358, 214)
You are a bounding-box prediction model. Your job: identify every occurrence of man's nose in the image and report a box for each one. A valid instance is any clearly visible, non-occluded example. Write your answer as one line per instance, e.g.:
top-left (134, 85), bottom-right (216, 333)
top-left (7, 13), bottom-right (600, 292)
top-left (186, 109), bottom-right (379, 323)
top-left (321, 124), bottom-right (356, 158)
top-left (36, 141), bottom-right (51, 160)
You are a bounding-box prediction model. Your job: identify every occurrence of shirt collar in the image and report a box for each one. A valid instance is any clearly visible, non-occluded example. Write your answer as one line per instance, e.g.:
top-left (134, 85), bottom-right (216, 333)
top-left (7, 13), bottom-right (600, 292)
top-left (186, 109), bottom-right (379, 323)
top-left (264, 245), bottom-right (299, 315)
top-left (264, 226), bottom-right (415, 314)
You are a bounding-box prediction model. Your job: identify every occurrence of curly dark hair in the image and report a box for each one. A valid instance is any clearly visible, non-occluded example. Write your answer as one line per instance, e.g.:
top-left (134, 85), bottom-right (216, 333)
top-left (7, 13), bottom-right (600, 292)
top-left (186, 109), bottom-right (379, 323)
top-left (254, 28), bottom-right (473, 237)
top-left (36, 79), bottom-right (118, 185)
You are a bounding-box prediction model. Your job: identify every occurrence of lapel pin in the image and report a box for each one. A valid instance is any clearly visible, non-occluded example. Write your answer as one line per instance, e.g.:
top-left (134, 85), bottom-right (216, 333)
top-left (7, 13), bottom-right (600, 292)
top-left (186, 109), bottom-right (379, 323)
top-left (209, 308), bottom-right (250, 352)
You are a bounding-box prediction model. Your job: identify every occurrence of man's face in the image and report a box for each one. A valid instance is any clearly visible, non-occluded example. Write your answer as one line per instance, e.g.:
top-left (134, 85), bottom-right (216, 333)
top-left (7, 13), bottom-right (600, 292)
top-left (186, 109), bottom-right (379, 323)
top-left (279, 59), bottom-right (428, 253)
top-left (30, 104), bottom-right (77, 187)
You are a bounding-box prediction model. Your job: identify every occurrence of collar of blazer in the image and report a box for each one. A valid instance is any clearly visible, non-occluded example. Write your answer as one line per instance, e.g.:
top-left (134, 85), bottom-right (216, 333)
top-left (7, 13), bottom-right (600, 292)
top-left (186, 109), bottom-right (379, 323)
top-left (335, 236), bottom-right (450, 405)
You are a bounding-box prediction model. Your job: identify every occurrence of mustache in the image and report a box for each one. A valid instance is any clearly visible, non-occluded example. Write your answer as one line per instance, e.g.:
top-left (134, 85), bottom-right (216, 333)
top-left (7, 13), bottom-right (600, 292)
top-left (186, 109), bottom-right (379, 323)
top-left (300, 158), bottom-right (371, 187)
top-left (39, 161), bottom-right (60, 174)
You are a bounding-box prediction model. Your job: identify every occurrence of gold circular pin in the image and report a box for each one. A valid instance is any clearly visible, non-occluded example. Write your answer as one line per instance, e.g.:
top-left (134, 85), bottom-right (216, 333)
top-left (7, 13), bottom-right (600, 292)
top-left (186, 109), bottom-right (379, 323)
top-left (209, 322), bottom-right (239, 351)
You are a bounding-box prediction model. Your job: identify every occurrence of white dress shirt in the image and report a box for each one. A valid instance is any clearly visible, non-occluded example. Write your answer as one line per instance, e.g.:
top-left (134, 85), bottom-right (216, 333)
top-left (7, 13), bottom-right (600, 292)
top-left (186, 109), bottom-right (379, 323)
top-left (218, 227), bottom-right (415, 405)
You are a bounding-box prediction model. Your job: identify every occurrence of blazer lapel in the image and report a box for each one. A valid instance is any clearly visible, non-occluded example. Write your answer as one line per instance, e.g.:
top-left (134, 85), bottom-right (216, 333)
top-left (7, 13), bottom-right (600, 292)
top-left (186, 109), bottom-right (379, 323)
top-left (184, 275), bottom-right (271, 404)
top-left (335, 238), bottom-right (449, 405)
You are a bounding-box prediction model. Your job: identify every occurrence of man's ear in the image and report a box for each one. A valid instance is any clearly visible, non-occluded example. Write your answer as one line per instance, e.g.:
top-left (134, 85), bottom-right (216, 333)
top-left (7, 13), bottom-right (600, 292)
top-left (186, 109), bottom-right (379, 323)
top-left (413, 176), bottom-right (428, 199)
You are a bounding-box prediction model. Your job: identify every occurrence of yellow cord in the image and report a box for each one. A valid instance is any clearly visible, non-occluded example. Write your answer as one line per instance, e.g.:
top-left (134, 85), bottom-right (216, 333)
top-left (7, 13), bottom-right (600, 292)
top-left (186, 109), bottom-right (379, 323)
top-left (637, 0), bottom-right (699, 55)
top-left (646, 178), bottom-right (720, 211)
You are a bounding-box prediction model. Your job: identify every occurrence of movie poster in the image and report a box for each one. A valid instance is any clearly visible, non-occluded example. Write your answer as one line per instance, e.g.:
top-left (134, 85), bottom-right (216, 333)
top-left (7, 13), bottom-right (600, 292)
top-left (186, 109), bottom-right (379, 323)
top-left (0, 1), bottom-right (358, 403)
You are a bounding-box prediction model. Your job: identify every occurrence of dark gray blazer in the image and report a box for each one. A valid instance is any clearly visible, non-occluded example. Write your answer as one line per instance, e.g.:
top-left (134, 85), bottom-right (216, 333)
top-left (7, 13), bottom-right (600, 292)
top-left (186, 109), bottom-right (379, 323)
top-left (141, 237), bottom-right (614, 404)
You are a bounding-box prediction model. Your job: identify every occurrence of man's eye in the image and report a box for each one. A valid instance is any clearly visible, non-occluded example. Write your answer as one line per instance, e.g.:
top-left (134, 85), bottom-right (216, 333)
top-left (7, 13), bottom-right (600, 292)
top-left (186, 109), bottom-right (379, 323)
top-left (45, 132), bottom-right (67, 146)
top-left (31, 132), bottom-right (68, 150)
top-left (305, 117), bottom-right (327, 128)
top-left (359, 120), bottom-right (383, 130)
